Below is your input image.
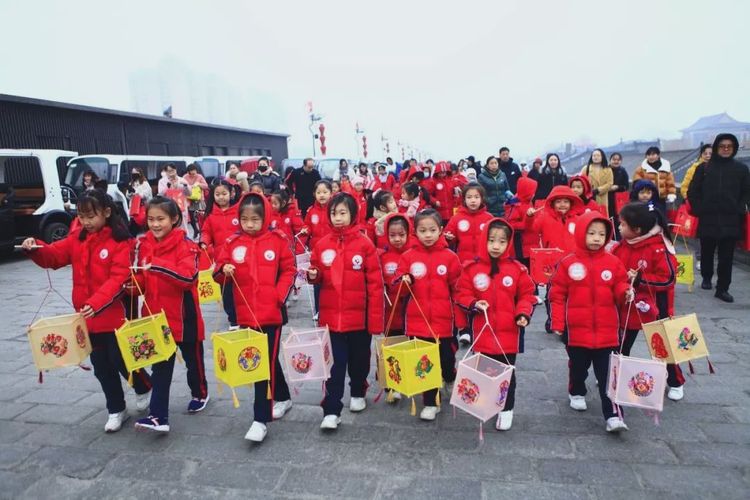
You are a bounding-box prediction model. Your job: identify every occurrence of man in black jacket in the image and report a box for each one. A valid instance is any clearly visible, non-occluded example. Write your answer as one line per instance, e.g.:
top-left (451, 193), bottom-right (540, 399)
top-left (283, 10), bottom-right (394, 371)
top-left (288, 158), bottom-right (321, 217)
top-left (688, 133), bottom-right (750, 303)
top-left (498, 146), bottom-right (522, 193)
top-left (250, 156), bottom-right (281, 195)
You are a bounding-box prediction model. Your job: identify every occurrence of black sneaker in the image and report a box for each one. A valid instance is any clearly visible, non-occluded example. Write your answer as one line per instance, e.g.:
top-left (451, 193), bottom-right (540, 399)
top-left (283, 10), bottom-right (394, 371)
top-left (135, 415), bottom-right (170, 433)
top-left (715, 290), bottom-right (734, 303)
top-left (701, 279), bottom-right (712, 290)
top-left (187, 395), bottom-right (210, 413)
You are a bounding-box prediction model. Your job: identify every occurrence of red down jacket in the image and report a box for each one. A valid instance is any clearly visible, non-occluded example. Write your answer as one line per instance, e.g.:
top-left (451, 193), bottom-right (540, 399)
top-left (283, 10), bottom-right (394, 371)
top-left (454, 218), bottom-right (536, 354)
top-left (215, 194), bottom-right (296, 329)
top-left (269, 204), bottom-right (306, 255)
top-left (549, 211), bottom-right (629, 348)
top-left (134, 228), bottom-right (205, 342)
top-left (200, 203), bottom-right (240, 261)
top-left (429, 162), bottom-right (458, 223)
top-left (530, 185), bottom-right (583, 253)
top-left (444, 205), bottom-right (495, 264)
top-left (379, 213), bottom-right (413, 333)
top-left (504, 175), bottom-right (538, 258)
top-left (568, 175), bottom-right (602, 216)
top-left (303, 201), bottom-right (332, 252)
top-left (308, 224), bottom-right (384, 334)
top-left (27, 227), bottom-right (130, 333)
top-left (610, 231), bottom-right (676, 329)
top-left (395, 236), bottom-right (462, 339)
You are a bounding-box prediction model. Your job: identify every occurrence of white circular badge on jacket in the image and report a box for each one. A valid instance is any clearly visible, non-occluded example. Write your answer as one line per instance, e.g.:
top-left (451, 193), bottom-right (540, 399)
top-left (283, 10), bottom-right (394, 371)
top-left (437, 264), bottom-right (447, 276)
top-left (311, 214), bottom-right (319, 225)
top-left (99, 249), bottom-right (109, 260)
top-left (264, 250), bottom-right (276, 261)
top-left (601, 270), bottom-right (612, 281)
top-left (321, 249), bottom-right (336, 266)
top-left (284, 217), bottom-right (290, 225)
top-left (384, 261), bottom-right (398, 275)
top-left (568, 222), bottom-right (576, 234)
top-left (436, 182), bottom-right (444, 191)
top-left (352, 254), bottom-right (363, 270)
top-left (410, 262), bottom-right (427, 279)
top-left (502, 276), bottom-right (514, 287)
top-left (458, 220), bottom-right (470, 232)
top-left (568, 262), bottom-right (587, 281)
top-left (232, 246), bottom-right (247, 263)
top-left (473, 273), bottom-right (490, 291)
top-left (232, 218), bottom-right (239, 226)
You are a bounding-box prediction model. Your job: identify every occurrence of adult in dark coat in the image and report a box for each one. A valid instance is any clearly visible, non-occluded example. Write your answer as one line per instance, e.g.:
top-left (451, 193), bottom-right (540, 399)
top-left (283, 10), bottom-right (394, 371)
top-left (478, 155), bottom-right (512, 217)
top-left (688, 133), bottom-right (750, 302)
top-left (498, 147), bottom-right (523, 193)
top-left (287, 158), bottom-right (321, 217)
top-left (533, 153), bottom-right (568, 201)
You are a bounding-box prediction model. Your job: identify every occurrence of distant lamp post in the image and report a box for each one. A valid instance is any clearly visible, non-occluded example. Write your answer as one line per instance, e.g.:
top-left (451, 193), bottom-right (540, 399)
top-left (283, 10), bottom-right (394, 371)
top-left (163, 105), bottom-right (173, 118)
top-left (308, 102), bottom-right (323, 156)
top-left (355, 122), bottom-right (364, 159)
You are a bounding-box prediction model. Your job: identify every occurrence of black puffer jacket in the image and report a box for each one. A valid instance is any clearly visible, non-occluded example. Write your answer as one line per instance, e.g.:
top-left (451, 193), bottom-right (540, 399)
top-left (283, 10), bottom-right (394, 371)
top-left (688, 133), bottom-right (750, 239)
top-left (534, 166), bottom-right (568, 201)
top-left (251, 171), bottom-right (281, 195)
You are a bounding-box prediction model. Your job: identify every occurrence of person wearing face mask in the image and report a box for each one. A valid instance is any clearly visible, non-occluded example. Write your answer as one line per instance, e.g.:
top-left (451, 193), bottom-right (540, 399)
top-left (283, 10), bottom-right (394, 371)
top-left (127, 167), bottom-right (153, 202)
top-left (250, 157), bottom-right (280, 195)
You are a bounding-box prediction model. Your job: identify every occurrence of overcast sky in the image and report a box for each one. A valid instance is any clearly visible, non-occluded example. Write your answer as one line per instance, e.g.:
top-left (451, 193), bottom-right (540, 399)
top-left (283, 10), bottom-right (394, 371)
top-left (1, 0), bottom-right (748, 162)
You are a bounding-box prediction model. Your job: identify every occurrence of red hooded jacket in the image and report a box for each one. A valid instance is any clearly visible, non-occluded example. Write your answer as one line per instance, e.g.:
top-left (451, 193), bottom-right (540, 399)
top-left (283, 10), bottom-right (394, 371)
top-left (27, 227), bottom-right (130, 334)
top-left (215, 194), bottom-right (296, 328)
top-left (395, 236), bottom-right (462, 338)
top-left (530, 185), bottom-right (583, 253)
top-left (269, 203), bottom-right (306, 255)
top-left (200, 203), bottom-right (240, 261)
top-left (610, 231), bottom-right (676, 329)
top-left (379, 213), bottom-right (413, 332)
top-left (568, 175), bottom-right (602, 216)
top-left (454, 219), bottom-right (536, 354)
top-left (308, 223), bottom-right (384, 334)
top-left (504, 176), bottom-right (538, 258)
top-left (430, 162), bottom-right (458, 222)
top-left (549, 211), bottom-right (629, 348)
top-left (303, 201), bottom-right (333, 252)
top-left (444, 205), bottom-right (495, 264)
top-left (134, 228), bottom-right (205, 342)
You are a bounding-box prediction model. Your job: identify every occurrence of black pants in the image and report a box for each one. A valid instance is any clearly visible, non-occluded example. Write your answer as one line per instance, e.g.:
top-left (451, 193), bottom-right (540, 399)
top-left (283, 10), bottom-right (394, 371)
top-left (313, 284), bottom-right (321, 315)
top-left (149, 341), bottom-right (208, 420)
top-left (486, 353), bottom-right (517, 411)
top-left (621, 329), bottom-right (685, 388)
top-left (188, 209), bottom-right (200, 237)
top-left (322, 330), bottom-right (371, 416)
top-left (421, 336), bottom-right (458, 406)
top-left (700, 237), bottom-right (736, 292)
top-left (566, 345), bottom-right (618, 420)
top-left (90, 332), bottom-right (152, 414)
top-left (247, 325), bottom-right (291, 423)
top-left (222, 280), bottom-right (237, 327)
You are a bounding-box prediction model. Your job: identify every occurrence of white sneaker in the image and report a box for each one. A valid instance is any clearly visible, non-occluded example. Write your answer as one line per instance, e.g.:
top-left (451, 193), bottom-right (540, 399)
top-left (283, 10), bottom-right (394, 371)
top-left (385, 391), bottom-right (402, 404)
top-left (228, 325), bottom-right (240, 331)
top-left (244, 421), bottom-right (268, 442)
top-left (272, 400), bottom-right (293, 419)
top-left (667, 386), bottom-right (684, 401)
top-left (495, 410), bottom-right (514, 431)
top-left (292, 290), bottom-right (299, 301)
top-left (349, 397), bottom-right (366, 412)
top-left (569, 395), bottom-right (587, 411)
top-left (419, 406), bottom-right (441, 421)
top-left (606, 417), bottom-right (629, 433)
top-left (458, 332), bottom-right (471, 346)
top-left (104, 411), bottom-right (129, 433)
top-left (313, 313), bottom-right (319, 322)
top-left (135, 390), bottom-right (151, 412)
top-left (320, 414), bottom-right (341, 430)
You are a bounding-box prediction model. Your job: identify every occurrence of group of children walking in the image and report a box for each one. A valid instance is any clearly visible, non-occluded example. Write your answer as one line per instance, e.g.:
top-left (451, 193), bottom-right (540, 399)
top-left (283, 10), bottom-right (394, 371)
top-left (21, 159), bottom-right (683, 442)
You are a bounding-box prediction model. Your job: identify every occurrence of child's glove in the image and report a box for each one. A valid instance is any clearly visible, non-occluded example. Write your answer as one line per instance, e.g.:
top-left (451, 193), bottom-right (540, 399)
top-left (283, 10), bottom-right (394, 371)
top-left (507, 196), bottom-right (520, 206)
top-left (666, 194), bottom-right (677, 203)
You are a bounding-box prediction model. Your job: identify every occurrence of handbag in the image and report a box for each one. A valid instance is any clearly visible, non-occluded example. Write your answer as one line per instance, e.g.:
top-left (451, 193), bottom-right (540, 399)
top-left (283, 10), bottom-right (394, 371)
top-left (188, 185), bottom-right (202, 201)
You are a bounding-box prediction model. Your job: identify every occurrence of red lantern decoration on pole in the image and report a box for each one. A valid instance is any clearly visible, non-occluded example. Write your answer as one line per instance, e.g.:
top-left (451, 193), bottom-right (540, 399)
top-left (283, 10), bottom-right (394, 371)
top-left (362, 136), bottom-right (368, 158)
top-left (319, 123), bottom-right (327, 156)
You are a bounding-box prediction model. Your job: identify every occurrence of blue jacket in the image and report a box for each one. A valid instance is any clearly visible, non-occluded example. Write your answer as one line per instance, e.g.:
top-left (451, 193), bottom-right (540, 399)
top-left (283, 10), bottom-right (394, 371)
top-left (478, 167), bottom-right (513, 217)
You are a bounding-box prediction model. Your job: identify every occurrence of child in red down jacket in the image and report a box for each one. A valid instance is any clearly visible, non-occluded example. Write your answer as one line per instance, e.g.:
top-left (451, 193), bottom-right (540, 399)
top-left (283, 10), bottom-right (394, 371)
top-left (132, 196), bottom-right (207, 434)
top-left (367, 190), bottom-right (399, 249)
top-left (214, 193), bottom-right (296, 442)
top-left (444, 182), bottom-right (495, 264)
top-left (612, 202), bottom-right (685, 401)
top-left (568, 175), bottom-right (602, 216)
top-left (22, 190), bottom-right (152, 433)
top-left (455, 218), bottom-right (536, 431)
top-left (528, 185), bottom-right (583, 253)
top-left (429, 161), bottom-right (458, 224)
top-left (304, 180), bottom-right (334, 317)
top-left (549, 210), bottom-right (632, 433)
top-left (307, 192), bottom-right (384, 430)
top-left (396, 209), bottom-right (462, 421)
top-left (504, 175), bottom-right (538, 267)
top-left (200, 180), bottom-right (240, 327)
top-left (378, 213), bottom-right (413, 403)
top-left (270, 189), bottom-right (306, 255)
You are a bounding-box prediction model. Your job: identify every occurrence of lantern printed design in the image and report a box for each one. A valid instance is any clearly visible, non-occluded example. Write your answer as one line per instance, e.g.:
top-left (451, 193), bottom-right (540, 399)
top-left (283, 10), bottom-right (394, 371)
top-left (450, 353), bottom-right (514, 422)
top-left (28, 313), bottom-right (92, 372)
top-left (295, 254), bottom-right (311, 289)
top-left (382, 339), bottom-right (442, 397)
top-left (643, 313), bottom-right (708, 365)
top-left (374, 335), bottom-right (409, 390)
top-left (212, 328), bottom-right (270, 389)
top-left (457, 378), bottom-right (480, 404)
top-left (198, 269), bottom-right (222, 304)
top-left (40, 333), bottom-right (69, 358)
top-left (281, 327), bottom-right (333, 383)
top-left (115, 311), bottom-right (177, 373)
top-left (675, 253), bottom-right (694, 287)
top-left (606, 353), bottom-right (667, 411)
top-left (530, 248), bottom-right (564, 284)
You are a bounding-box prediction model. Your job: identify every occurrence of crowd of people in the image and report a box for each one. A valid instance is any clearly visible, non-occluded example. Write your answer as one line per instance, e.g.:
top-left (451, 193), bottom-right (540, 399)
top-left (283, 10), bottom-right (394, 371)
top-left (19, 134), bottom-right (749, 443)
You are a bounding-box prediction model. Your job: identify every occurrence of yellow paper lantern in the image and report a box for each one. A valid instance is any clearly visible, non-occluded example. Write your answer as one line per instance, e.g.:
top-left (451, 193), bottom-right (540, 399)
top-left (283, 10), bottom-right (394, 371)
top-left (381, 338), bottom-right (442, 397)
top-left (28, 313), bottom-right (92, 372)
top-left (115, 311), bottom-right (177, 373)
top-left (643, 313), bottom-right (709, 365)
top-left (197, 269), bottom-right (222, 304)
top-left (374, 335), bottom-right (409, 391)
top-left (212, 328), bottom-right (270, 390)
top-left (675, 253), bottom-right (694, 290)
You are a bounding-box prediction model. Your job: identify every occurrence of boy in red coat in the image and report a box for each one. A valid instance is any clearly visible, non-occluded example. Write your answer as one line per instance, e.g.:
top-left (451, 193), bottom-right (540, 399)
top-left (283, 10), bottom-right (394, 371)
top-left (504, 175), bottom-right (538, 266)
top-left (444, 183), bottom-right (495, 264)
top-left (429, 161), bottom-right (457, 224)
top-left (528, 185), bottom-right (583, 253)
top-left (568, 175), bottom-right (602, 216)
top-left (549, 211), bottom-right (632, 433)
top-left (455, 218), bottom-right (536, 430)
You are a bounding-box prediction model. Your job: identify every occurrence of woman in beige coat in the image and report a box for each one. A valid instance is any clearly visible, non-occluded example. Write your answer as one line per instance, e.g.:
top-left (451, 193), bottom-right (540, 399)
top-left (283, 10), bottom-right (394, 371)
top-left (580, 148), bottom-right (613, 214)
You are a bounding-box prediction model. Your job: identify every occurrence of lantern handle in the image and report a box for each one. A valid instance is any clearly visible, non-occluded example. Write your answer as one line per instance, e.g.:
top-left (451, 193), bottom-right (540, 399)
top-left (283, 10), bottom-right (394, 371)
top-left (27, 270), bottom-right (74, 329)
top-left (463, 309), bottom-right (511, 366)
top-left (383, 280), bottom-right (405, 338)
top-left (230, 274), bottom-right (266, 335)
top-left (402, 281), bottom-right (438, 341)
top-left (618, 265), bottom-right (642, 352)
top-left (128, 268), bottom-right (155, 317)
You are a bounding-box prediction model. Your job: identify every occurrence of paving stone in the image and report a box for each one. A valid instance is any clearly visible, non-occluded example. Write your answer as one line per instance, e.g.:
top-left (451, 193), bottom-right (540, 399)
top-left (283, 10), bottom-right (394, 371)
top-left (698, 422), bottom-right (750, 444)
top-left (99, 453), bottom-right (190, 482)
top-left (571, 435), bottom-right (680, 464)
top-left (537, 458), bottom-right (639, 487)
top-left (17, 388), bottom-right (91, 405)
top-left (434, 451), bottom-right (538, 482)
top-left (280, 466), bottom-right (379, 498)
top-left (0, 470), bottom-right (41, 500)
top-left (18, 422), bottom-right (101, 448)
top-left (671, 441), bottom-right (750, 468)
top-left (481, 481), bottom-right (593, 500)
top-left (0, 403), bottom-right (34, 420)
top-left (0, 421), bottom-right (33, 444)
top-left (17, 446), bottom-right (114, 479)
top-left (13, 403), bottom-right (96, 425)
top-left (185, 460), bottom-right (284, 492)
top-left (0, 443), bottom-right (40, 469)
top-left (633, 464), bottom-right (748, 499)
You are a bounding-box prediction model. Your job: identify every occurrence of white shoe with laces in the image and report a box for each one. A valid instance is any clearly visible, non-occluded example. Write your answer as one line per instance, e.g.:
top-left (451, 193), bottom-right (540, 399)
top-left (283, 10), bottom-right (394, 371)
top-left (272, 400), bottom-right (293, 419)
top-left (349, 397), bottom-right (366, 412)
top-left (569, 395), bottom-right (587, 411)
top-left (135, 390), bottom-right (151, 412)
top-left (320, 414), bottom-right (341, 430)
top-left (419, 406), bottom-right (440, 421)
top-left (496, 410), bottom-right (514, 431)
top-left (606, 417), bottom-right (629, 433)
top-left (244, 421), bottom-right (268, 442)
top-left (667, 386), bottom-right (684, 401)
top-left (104, 411), bottom-right (129, 432)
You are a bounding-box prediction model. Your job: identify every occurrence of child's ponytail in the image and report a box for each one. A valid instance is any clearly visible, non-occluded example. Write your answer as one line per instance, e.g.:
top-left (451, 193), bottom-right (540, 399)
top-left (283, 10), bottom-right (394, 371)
top-left (619, 201), bottom-right (673, 241)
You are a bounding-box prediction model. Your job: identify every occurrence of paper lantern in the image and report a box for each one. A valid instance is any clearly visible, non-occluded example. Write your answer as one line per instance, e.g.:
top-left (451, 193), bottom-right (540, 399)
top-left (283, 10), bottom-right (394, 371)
top-left (673, 205), bottom-right (698, 238)
top-left (197, 269), bottom-right (222, 304)
top-left (115, 311), bottom-right (177, 373)
top-left (381, 339), bottom-right (441, 397)
top-left (450, 353), bottom-right (514, 422)
top-left (675, 253), bottom-right (694, 290)
top-left (28, 313), bottom-right (92, 372)
top-left (642, 313), bottom-right (708, 365)
top-left (281, 326), bottom-right (333, 383)
top-left (295, 253), bottom-right (310, 289)
top-left (606, 353), bottom-right (667, 412)
top-left (530, 247), bottom-right (564, 284)
top-left (374, 335), bottom-right (409, 390)
top-left (212, 328), bottom-right (270, 389)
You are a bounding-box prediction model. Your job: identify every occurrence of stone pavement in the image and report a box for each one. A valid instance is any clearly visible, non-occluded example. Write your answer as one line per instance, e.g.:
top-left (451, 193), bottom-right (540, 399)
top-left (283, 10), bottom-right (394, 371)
top-left (0, 253), bottom-right (748, 500)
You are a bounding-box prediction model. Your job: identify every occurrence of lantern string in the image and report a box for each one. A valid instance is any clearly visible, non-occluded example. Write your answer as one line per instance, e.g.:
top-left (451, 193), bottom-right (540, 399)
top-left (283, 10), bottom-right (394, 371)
top-left (402, 281), bottom-right (438, 340)
top-left (383, 280), bottom-right (405, 338)
top-left (229, 274), bottom-right (265, 335)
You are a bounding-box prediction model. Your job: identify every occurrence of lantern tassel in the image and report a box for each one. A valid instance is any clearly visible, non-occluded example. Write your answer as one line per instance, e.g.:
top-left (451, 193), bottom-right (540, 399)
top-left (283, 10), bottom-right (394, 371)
top-left (479, 421), bottom-right (484, 442)
top-left (436, 389), bottom-right (441, 408)
top-left (267, 384), bottom-right (272, 400)
top-left (231, 388), bottom-right (240, 408)
top-left (373, 389), bottom-right (383, 404)
top-left (38, 371), bottom-right (43, 384)
top-left (176, 350), bottom-right (184, 365)
top-left (410, 397), bottom-right (416, 416)
top-left (707, 358), bottom-right (716, 374)
top-left (127, 371), bottom-right (134, 387)
top-left (688, 360), bottom-right (695, 375)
